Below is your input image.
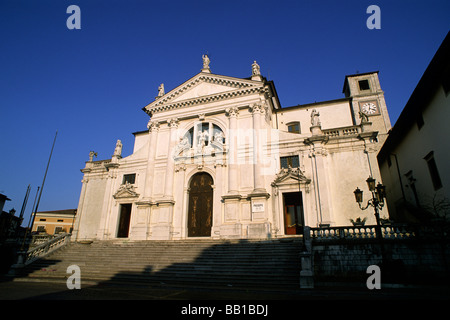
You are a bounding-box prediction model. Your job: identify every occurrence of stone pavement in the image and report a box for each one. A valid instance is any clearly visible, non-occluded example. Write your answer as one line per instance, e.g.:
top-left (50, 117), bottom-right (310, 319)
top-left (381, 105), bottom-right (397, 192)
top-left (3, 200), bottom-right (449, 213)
top-left (0, 278), bottom-right (448, 318)
top-left (0, 277), bottom-right (448, 301)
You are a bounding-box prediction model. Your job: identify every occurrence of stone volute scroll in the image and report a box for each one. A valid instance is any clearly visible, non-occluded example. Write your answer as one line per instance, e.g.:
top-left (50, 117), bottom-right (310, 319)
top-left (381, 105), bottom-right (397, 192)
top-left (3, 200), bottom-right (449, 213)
top-left (167, 117), bottom-right (179, 129)
top-left (249, 103), bottom-right (265, 115)
top-left (147, 120), bottom-right (160, 132)
top-left (225, 106), bottom-right (239, 118)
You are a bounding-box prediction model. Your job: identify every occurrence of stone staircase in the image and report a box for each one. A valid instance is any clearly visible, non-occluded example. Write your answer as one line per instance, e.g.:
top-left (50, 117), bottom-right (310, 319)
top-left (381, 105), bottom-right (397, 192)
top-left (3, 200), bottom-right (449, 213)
top-left (13, 238), bottom-right (303, 290)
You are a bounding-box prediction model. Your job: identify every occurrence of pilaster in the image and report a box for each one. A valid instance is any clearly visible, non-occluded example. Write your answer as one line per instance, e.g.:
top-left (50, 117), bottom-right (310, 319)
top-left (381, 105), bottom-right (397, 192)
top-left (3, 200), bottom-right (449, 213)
top-left (304, 135), bottom-right (334, 226)
top-left (249, 103), bottom-right (267, 194)
top-left (164, 118), bottom-right (179, 199)
top-left (225, 107), bottom-right (239, 195)
top-left (142, 120), bottom-right (160, 202)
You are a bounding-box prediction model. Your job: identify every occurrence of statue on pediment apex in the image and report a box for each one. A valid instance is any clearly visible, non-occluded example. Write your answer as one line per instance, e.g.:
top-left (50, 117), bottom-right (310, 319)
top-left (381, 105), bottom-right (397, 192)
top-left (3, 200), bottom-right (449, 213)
top-left (202, 54), bottom-right (210, 69)
top-left (252, 61), bottom-right (260, 75)
top-left (158, 83), bottom-right (165, 97)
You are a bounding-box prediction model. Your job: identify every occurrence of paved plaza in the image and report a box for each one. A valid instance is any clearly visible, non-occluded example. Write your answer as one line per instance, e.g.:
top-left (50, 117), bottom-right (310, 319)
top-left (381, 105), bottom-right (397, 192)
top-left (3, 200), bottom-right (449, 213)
top-left (1, 277), bottom-right (448, 301)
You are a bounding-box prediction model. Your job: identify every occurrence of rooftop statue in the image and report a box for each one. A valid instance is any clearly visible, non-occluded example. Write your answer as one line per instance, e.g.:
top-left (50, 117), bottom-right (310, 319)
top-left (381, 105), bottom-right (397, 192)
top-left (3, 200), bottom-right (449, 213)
top-left (252, 61), bottom-right (260, 75)
top-left (311, 109), bottom-right (321, 126)
top-left (158, 83), bottom-right (165, 97)
top-left (202, 54), bottom-right (210, 69)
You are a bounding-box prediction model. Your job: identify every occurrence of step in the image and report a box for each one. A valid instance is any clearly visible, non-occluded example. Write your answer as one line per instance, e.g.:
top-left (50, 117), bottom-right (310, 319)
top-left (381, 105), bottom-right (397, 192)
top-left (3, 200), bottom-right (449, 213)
top-left (17, 238), bottom-right (303, 289)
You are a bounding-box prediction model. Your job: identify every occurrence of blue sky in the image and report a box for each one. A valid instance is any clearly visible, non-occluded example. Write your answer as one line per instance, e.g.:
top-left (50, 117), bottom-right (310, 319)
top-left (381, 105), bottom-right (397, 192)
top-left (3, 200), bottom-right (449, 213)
top-left (1, 0), bottom-right (449, 226)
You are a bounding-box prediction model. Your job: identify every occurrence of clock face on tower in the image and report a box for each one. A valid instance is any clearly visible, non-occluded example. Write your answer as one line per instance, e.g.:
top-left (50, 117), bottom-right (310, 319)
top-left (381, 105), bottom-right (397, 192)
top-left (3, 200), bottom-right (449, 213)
top-left (360, 101), bottom-right (379, 115)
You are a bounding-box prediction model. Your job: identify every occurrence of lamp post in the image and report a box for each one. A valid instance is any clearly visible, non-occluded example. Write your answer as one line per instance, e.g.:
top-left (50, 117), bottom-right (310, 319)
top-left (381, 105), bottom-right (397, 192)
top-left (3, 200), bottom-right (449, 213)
top-left (353, 176), bottom-right (386, 240)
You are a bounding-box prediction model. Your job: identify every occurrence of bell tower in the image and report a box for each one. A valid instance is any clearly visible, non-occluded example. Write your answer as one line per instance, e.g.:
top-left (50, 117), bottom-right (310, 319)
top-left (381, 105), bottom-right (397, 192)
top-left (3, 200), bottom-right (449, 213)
top-left (343, 71), bottom-right (392, 143)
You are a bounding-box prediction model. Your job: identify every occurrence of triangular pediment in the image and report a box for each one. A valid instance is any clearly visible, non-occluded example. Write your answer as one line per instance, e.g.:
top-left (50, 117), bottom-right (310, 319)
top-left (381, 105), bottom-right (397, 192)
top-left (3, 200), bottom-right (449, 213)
top-left (272, 167), bottom-right (311, 186)
top-left (113, 183), bottom-right (139, 199)
top-left (143, 72), bottom-right (264, 114)
top-left (170, 81), bottom-right (237, 102)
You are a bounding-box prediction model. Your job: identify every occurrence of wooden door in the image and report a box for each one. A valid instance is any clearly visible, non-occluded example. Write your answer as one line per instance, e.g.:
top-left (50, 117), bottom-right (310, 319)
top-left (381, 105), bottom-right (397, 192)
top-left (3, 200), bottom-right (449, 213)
top-left (283, 192), bottom-right (304, 235)
top-left (117, 203), bottom-right (132, 238)
top-left (188, 172), bottom-right (213, 237)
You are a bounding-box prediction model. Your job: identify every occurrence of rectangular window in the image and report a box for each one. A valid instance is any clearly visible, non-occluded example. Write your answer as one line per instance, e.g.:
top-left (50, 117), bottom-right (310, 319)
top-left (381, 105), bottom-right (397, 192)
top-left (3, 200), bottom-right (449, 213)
top-left (358, 79), bottom-right (370, 91)
top-left (122, 173), bottom-right (136, 185)
top-left (280, 156), bottom-right (300, 169)
top-left (287, 122), bottom-right (300, 134)
top-left (54, 227), bottom-right (64, 234)
top-left (424, 152), bottom-right (443, 190)
top-left (39, 218), bottom-right (46, 221)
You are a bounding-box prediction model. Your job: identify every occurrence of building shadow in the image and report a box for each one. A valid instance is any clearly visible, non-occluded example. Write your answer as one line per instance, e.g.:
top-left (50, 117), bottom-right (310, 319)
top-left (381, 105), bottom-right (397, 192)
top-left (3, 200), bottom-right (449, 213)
top-left (5, 238), bottom-right (304, 300)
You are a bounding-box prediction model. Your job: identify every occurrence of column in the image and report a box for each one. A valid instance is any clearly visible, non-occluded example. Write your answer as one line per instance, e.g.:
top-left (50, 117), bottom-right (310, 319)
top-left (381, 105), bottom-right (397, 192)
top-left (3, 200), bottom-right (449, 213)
top-left (164, 118), bottom-right (179, 199)
top-left (226, 107), bottom-right (239, 195)
top-left (208, 122), bottom-right (213, 145)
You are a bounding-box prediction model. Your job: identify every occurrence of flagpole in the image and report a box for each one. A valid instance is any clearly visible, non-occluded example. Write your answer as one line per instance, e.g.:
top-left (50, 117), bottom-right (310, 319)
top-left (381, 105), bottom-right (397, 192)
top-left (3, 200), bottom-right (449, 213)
top-left (20, 131), bottom-right (58, 250)
top-left (31, 130), bottom-right (58, 232)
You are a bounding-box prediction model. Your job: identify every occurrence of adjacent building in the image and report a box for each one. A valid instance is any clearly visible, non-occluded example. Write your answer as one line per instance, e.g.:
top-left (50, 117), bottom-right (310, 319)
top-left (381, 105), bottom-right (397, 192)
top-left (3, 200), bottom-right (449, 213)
top-left (72, 57), bottom-right (392, 241)
top-left (378, 32), bottom-right (450, 222)
top-left (32, 209), bottom-right (77, 235)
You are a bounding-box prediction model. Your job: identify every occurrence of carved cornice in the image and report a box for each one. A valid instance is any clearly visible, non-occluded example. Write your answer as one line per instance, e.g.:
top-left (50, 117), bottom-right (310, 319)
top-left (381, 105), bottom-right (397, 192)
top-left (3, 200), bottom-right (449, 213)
top-left (150, 88), bottom-right (262, 114)
top-left (144, 73), bottom-right (265, 115)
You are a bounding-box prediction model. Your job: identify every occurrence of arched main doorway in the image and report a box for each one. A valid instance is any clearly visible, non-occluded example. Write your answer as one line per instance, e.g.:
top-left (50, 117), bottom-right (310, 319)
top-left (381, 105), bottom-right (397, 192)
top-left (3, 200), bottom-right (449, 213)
top-left (188, 172), bottom-right (213, 237)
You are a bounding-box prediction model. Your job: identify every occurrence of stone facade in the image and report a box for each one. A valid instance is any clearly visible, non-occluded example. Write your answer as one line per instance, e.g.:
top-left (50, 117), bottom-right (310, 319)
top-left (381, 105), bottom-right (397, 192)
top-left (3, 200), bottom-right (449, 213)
top-left (378, 33), bottom-right (450, 223)
top-left (72, 57), bottom-right (392, 241)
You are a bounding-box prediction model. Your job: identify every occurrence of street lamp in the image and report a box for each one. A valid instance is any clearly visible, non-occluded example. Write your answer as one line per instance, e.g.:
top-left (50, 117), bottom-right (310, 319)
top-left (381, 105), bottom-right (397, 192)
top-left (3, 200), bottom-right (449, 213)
top-left (353, 176), bottom-right (387, 239)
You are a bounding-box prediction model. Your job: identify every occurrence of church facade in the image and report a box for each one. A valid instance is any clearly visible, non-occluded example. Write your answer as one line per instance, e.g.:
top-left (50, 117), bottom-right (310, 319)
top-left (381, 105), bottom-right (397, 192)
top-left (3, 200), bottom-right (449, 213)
top-left (72, 57), bottom-right (392, 241)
